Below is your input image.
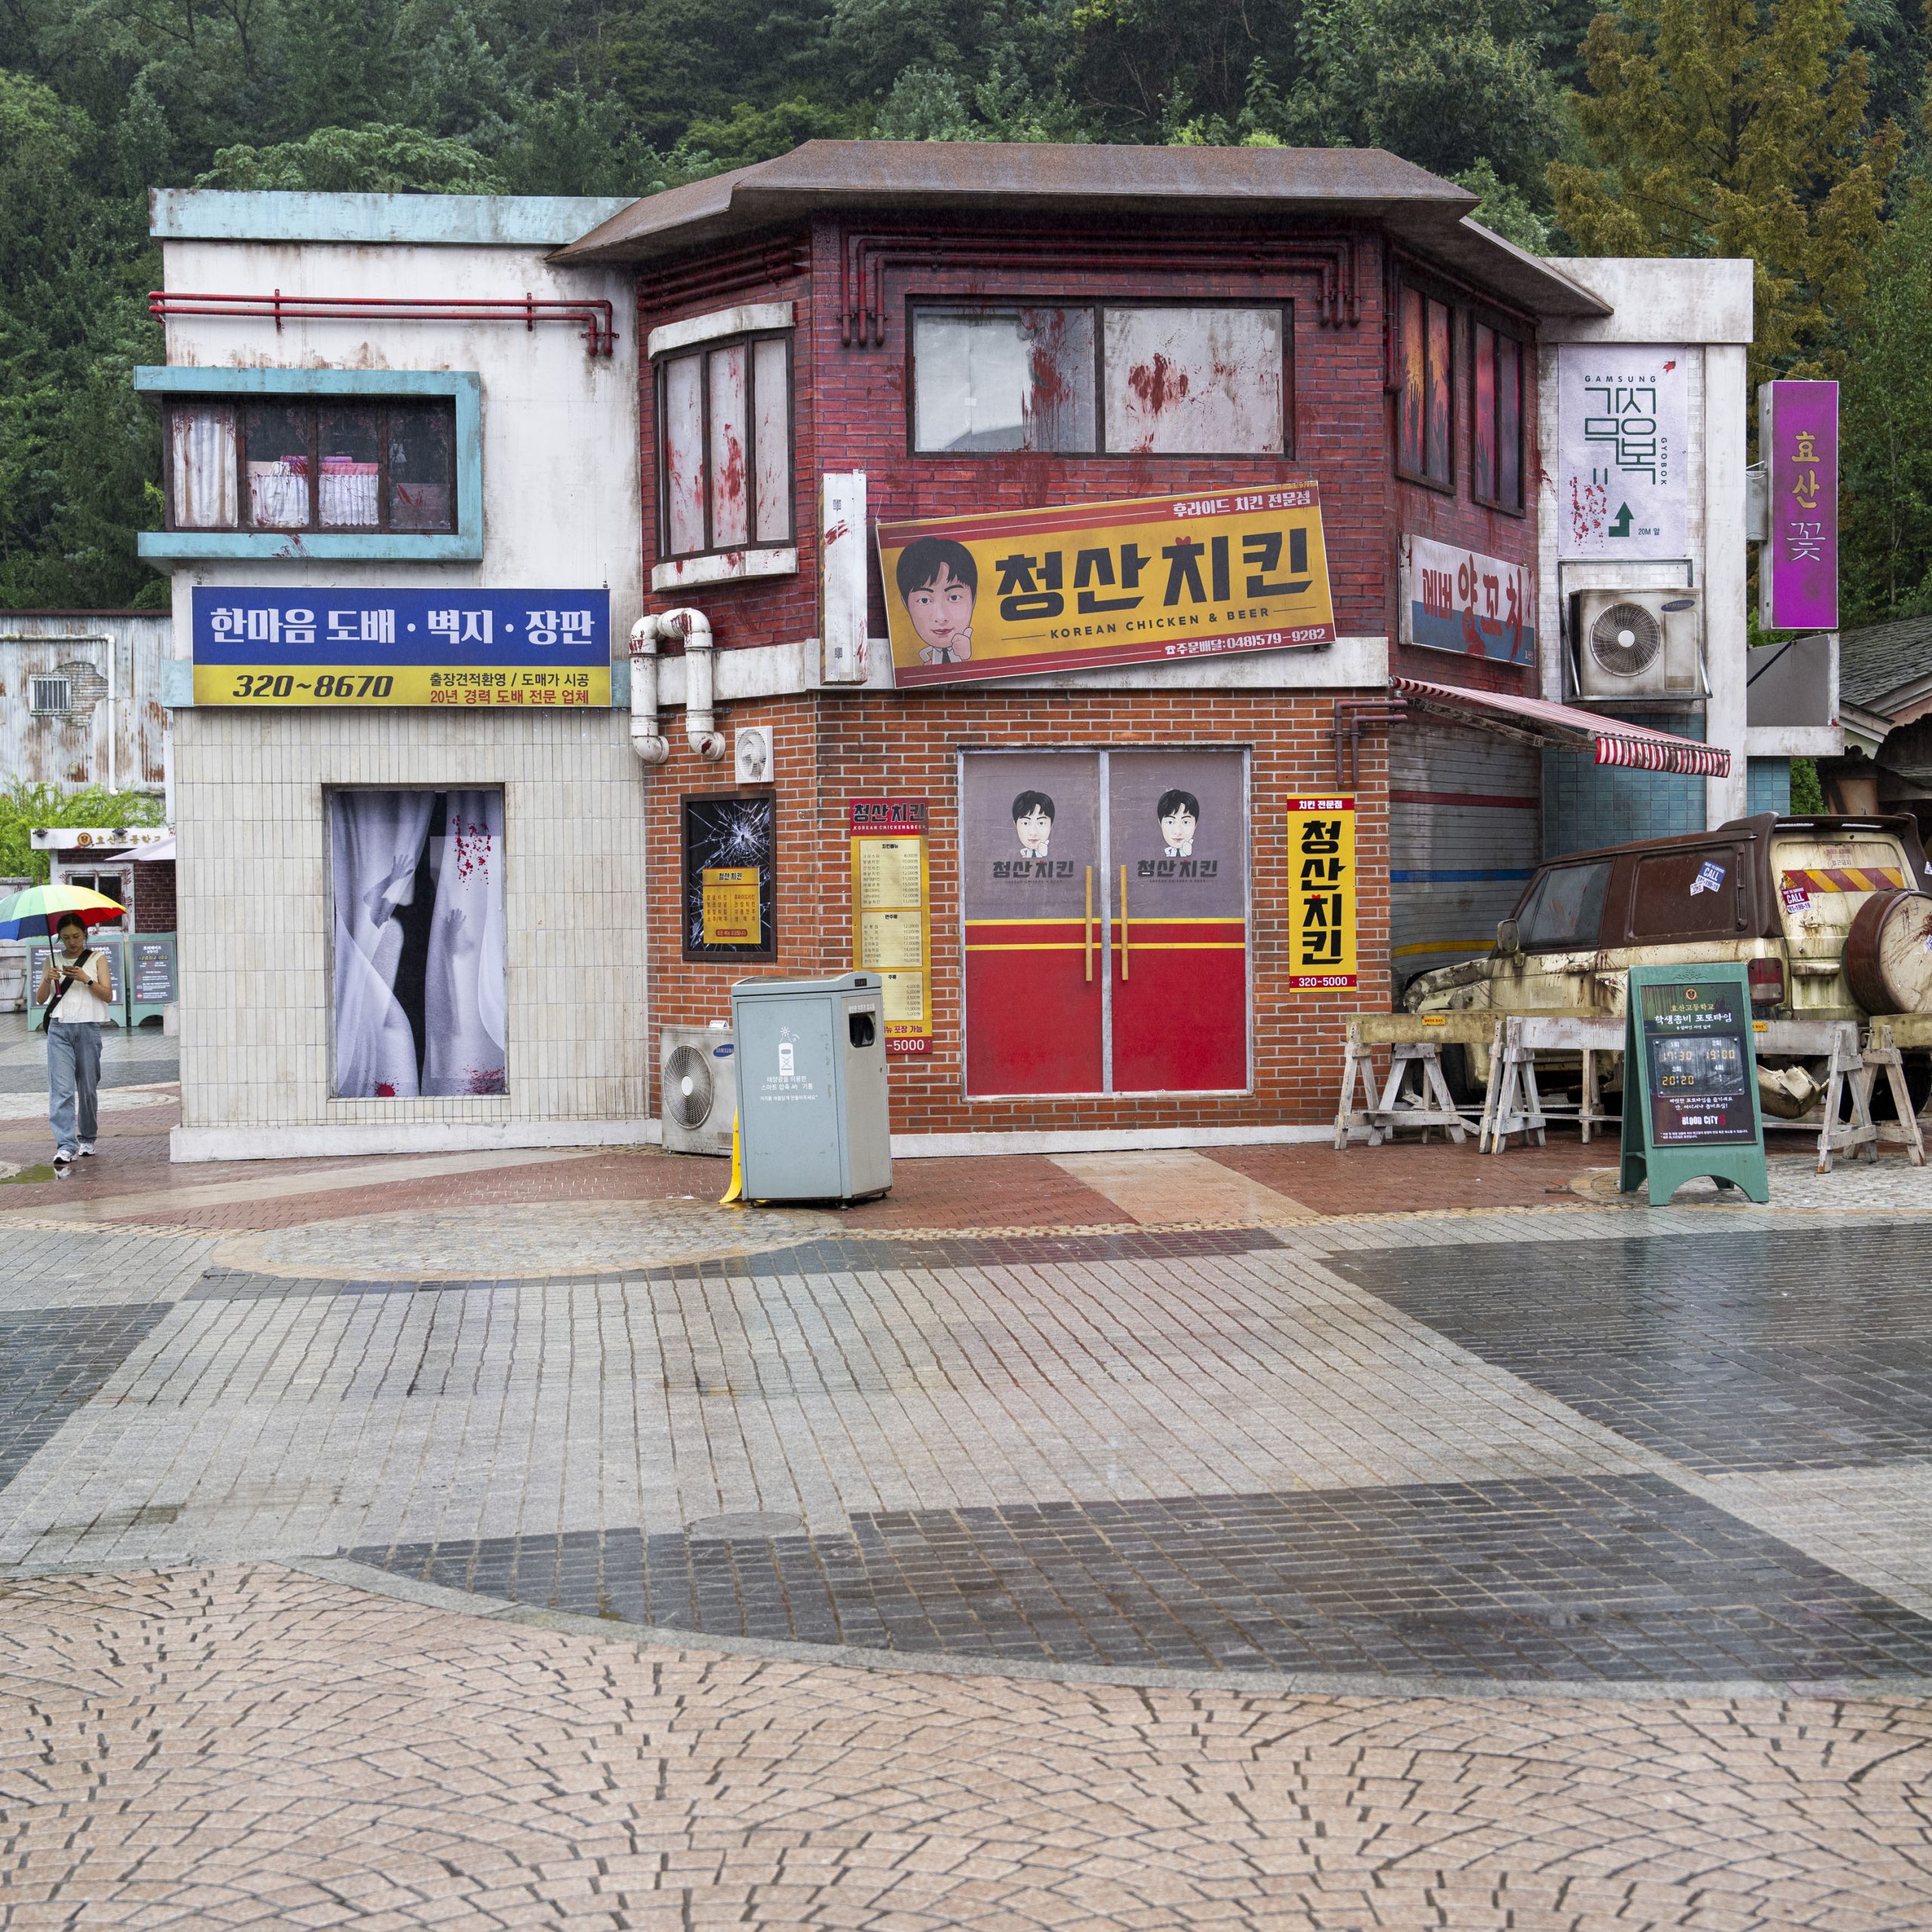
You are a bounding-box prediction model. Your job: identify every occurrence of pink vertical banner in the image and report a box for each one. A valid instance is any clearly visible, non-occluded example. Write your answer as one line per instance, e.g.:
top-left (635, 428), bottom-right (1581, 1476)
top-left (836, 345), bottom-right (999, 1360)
top-left (1763, 380), bottom-right (1838, 630)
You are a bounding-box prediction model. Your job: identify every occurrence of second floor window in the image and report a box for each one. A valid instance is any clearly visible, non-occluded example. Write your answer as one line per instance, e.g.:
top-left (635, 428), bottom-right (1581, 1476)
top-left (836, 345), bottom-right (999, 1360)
top-left (911, 303), bottom-right (1289, 457)
top-left (1396, 285), bottom-right (1452, 488)
top-left (656, 331), bottom-right (794, 561)
top-left (165, 397), bottom-right (457, 532)
top-left (1472, 321), bottom-right (1525, 512)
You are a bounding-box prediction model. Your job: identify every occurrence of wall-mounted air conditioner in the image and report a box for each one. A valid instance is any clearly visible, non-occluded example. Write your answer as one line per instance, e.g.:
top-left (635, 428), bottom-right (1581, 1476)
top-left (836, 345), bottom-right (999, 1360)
top-left (660, 1025), bottom-right (737, 1155)
top-left (1570, 586), bottom-right (1704, 700)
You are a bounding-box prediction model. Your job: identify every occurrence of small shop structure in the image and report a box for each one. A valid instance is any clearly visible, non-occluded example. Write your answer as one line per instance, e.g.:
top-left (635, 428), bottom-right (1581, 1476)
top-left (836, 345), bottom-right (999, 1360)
top-left (136, 148), bottom-right (1810, 1160)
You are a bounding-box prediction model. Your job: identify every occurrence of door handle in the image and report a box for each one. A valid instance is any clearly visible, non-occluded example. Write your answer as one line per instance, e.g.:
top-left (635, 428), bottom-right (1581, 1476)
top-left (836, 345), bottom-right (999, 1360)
top-left (1118, 864), bottom-right (1130, 980)
top-left (1084, 866), bottom-right (1094, 983)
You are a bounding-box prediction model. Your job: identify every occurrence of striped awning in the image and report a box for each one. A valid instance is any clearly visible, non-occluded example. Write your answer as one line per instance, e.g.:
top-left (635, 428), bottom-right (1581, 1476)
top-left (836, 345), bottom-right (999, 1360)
top-left (1389, 677), bottom-right (1731, 778)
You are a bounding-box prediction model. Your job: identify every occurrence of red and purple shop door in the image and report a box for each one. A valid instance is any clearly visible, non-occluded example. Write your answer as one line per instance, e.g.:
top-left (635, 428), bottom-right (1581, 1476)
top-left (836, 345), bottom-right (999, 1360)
top-left (961, 749), bottom-right (1249, 1097)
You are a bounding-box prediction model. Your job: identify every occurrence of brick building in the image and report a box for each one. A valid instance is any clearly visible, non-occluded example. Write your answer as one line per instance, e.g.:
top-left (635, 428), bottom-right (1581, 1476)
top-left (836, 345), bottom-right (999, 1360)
top-left (557, 142), bottom-right (1731, 1149)
top-left (139, 149), bottom-right (1761, 1161)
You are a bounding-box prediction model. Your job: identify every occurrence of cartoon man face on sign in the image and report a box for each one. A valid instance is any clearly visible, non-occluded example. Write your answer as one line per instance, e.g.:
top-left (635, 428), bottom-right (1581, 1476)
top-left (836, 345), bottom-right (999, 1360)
top-left (1011, 789), bottom-right (1054, 859)
top-left (1157, 788), bottom-right (1200, 858)
top-left (896, 537), bottom-right (978, 664)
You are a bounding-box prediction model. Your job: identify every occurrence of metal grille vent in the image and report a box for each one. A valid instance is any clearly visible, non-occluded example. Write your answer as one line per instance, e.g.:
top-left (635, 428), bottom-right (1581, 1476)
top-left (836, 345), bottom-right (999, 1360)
top-left (663, 1044), bottom-right (718, 1129)
top-left (29, 675), bottom-right (72, 715)
top-left (1587, 601), bottom-right (1665, 678)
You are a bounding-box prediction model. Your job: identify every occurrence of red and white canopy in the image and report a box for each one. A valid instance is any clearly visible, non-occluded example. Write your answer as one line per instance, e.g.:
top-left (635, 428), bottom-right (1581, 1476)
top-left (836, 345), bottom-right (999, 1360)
top-left (1389, 677), bottom-right (1730, 777)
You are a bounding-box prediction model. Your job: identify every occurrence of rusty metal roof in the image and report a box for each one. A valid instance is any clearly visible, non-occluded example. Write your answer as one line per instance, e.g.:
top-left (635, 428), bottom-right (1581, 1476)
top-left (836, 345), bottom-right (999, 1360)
top-left (553, 140), bottom-right (1611, 318)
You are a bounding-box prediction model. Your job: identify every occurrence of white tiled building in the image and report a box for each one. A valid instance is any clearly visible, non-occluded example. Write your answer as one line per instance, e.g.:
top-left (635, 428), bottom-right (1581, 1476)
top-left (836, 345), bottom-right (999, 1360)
top-left (143, 192), bottom-right (648, 1158)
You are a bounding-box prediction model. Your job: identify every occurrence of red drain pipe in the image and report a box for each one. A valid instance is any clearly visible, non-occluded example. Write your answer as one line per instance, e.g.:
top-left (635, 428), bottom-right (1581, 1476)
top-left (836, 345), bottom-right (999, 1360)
top-left (1332, 694), bottom-right (1407, 788)
top-left (149, 289), bottom-right (618, 356)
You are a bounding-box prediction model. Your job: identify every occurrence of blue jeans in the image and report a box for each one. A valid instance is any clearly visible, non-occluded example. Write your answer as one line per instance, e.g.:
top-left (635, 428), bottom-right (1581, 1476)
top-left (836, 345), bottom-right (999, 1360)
top-left (47, 1023), bottom-right (102, 1155)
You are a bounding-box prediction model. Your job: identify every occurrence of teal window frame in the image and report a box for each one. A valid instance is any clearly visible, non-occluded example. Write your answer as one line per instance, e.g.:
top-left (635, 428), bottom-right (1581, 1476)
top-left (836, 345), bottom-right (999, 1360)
top-left (135, 367), bottom-right (481, 561)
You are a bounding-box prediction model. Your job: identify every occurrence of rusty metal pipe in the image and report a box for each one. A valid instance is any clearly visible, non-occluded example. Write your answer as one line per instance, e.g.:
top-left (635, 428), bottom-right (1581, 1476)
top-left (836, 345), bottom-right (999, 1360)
top-left (148, 291), bottom-right (618, 355)
top-left (651, 608), bottom-right (726, 761)
top-left (627, 617), bottom-right (668, 766)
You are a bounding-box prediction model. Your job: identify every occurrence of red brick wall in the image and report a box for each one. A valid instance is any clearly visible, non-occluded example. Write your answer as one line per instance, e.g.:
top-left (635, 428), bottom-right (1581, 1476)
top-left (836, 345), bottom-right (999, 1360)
top-left (644, 687), bottom-right (1389, 1134)
top-left (131, 859), bottom-right (177, 935)
top-left (636, 214), bottom-right (1541, 697)
top-left (1388, 275), bottom-right (1541, 696)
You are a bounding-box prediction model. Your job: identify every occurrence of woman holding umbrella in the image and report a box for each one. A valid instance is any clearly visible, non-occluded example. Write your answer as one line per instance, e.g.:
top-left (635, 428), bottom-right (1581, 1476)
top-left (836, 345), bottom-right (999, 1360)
top-left (0, 881), bottom-right (126, 1177)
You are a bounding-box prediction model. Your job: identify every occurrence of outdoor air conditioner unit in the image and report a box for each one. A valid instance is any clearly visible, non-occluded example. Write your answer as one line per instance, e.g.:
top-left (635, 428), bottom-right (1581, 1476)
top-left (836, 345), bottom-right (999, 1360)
top-left (1570, 586), bottom-right (1705, 700)
top-left (659, 1024), bottom-right (737, 1155)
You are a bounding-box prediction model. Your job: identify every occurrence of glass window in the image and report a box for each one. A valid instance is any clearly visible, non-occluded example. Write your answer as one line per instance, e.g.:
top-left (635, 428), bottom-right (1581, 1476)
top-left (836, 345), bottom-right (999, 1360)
top-left (912, 304), bottom-right (1288, 456)
top-left (1103, 307), bottom-right (1283, 454)
top-left (1629, 851), bottom-right (1740, 941)
top-left (913, 307), bottom-right (1096, 453)
top-left (1517, 862), bottom-right (1612, 949)
top-left (244, 403), bottom-right (312, 529)
top-left (1473, 321), bottom-right (1524, 510)
top-left (656, 332), bottom-right (793, 560)
top-left (167, 398), bottom-right (457, 534)
top-left (318, 406), bottom-right (381, 528)
top-left (387, 402), bottom-right (454, 531)
top-left (328, 789), bottom-right (506, 1098)
top-left (1397, 286), bottom-right (1453, 488)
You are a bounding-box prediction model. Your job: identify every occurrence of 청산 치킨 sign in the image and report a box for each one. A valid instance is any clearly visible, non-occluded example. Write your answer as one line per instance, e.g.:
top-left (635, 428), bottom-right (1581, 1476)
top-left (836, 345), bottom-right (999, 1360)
top-left (877, 488), bottom-right (1336, 688)
top-left (1557, 347), bottom-right (1687, 560)
top-left (191, 587), bottom-right (611, 706)
top-left (1759, 380), bottom-right (1838, 631)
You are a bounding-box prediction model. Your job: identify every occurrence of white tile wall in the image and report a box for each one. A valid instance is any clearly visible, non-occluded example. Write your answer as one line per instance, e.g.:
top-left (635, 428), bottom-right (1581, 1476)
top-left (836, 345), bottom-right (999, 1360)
top-left (174, 706), bottom-right (650, 1128)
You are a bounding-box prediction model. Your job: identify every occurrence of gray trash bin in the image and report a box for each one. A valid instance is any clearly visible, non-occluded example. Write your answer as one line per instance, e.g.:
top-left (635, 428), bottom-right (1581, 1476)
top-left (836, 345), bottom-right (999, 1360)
top-left (730, 971), bottom-right (893, 1204)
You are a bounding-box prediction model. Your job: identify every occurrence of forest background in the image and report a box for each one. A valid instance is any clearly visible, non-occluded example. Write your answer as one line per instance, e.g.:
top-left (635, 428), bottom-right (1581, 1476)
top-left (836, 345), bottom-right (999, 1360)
top-left (5, 0), bottom-right (1932, 633)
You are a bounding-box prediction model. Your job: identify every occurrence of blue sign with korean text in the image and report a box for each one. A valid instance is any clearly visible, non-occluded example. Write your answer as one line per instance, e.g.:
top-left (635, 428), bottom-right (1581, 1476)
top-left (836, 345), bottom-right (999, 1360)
top-left (190, 586), bottom-right (611, 708)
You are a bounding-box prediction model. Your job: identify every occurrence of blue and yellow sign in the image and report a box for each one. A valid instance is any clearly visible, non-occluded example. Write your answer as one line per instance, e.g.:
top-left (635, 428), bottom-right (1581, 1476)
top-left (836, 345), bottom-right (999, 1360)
top-left (190, 588), bottom-right (611, 706)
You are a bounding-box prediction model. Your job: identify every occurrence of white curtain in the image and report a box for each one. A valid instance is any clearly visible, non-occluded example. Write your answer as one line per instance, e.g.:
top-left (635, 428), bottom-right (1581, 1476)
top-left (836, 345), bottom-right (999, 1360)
top-left (330, 790), bottom-right (437, 1097)
top-left (171, 406), bottom-right (237, 528)
top-left (422, 789), bottom-right (507, 1096)
top-left (319, 460), bottom-right (380, 528)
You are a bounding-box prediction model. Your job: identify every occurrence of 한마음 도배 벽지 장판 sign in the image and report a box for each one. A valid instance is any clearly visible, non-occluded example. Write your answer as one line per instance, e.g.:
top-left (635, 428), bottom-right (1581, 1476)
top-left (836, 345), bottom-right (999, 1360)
top-left (190, 587), bottom-right (611, 706)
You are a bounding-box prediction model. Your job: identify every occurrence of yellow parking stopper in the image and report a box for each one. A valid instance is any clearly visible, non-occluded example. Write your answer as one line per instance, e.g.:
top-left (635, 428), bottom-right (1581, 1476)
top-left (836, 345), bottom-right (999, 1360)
top-left (719, 1113), bottom-right (743, 1205)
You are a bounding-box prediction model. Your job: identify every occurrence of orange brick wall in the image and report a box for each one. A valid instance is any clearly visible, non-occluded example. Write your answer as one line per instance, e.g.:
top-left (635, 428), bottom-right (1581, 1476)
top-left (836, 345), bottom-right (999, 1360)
top-left (644, 687), bottom-right (1389, 1135)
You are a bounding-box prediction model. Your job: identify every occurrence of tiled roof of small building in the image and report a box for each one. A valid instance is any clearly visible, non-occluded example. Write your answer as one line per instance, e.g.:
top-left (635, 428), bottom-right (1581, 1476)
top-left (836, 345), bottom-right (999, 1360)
top-left (553, 139), bottom-right (1611, 318)
top-left (1835, 615), bottom-right (1932, 715)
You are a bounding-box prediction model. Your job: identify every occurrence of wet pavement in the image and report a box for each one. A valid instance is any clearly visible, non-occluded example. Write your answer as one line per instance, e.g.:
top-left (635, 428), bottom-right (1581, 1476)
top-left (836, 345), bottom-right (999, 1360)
top-left (2, 1037), bottom-right (1930, 1927)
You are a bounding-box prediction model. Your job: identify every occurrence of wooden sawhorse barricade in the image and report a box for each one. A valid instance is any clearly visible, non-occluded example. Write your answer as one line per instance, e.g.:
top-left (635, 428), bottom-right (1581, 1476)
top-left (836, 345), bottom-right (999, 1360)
top-left (1340, 1010), bottom-right (1928, 1169)
top-left (1478, 1014), bottom-right (1620, 1152)
top-left (1334, 1012), bottom-right (1497, 1147)
top-left (1483, 1014), bottom-right (1918, 1169)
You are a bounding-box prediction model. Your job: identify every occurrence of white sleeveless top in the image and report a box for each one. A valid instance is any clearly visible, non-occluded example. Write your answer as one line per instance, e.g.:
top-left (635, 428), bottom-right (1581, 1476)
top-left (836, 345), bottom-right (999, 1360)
top-left (48, 949), bottom-right (109, 1025)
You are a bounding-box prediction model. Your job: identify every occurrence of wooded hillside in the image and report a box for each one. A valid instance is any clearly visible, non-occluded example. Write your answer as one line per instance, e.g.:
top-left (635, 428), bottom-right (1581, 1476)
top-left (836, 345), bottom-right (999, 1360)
top-left (4, 0), bottom-right (1929, 623)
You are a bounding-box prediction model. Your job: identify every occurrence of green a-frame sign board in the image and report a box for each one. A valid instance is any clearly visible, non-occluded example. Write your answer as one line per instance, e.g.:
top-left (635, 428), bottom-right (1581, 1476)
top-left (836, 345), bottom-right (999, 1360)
top-left (1620, 964), bottom-right (1770, 1204)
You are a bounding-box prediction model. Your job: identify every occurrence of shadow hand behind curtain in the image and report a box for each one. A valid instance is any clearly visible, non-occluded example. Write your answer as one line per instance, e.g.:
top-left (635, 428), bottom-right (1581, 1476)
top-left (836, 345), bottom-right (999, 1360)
top-left (422, 789), bottom-right (507, 1096)
top-left (331, 789), bottom-right (436, 1098)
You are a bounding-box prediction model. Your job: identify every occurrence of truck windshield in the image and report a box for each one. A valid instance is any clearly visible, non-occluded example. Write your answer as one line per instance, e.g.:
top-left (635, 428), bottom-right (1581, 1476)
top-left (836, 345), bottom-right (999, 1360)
top-left (1518, 861), bottom-right (1612, 949)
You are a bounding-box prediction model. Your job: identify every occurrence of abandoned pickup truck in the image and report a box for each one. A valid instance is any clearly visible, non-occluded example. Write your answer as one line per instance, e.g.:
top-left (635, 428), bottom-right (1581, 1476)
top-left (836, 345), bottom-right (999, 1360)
top-left (1402, 814), bottom-right (1932, 1115)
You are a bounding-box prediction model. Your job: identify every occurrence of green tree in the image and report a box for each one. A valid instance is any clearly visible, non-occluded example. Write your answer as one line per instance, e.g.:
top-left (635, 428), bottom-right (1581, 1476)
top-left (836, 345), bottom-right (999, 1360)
top-left (0, 781), bottom-right (166, 884)
top-left (1548, 0), bottom-right (1897, 381)
top-left (1838, 182), bottom-right (1932, 620)
top-left (195, 122), bottom-right (506, 190)
top-left (0, 66), bottom-right (161, 611)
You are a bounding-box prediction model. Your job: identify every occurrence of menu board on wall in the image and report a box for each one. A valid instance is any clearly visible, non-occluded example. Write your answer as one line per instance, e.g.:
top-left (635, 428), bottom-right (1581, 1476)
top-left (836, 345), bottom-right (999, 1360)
top-left (850, 798), bottom-right (931, 1054)
top-left (1286, 797), bottom-right (1358, 989)
top-left (1619, 964), bottom-right (1768, 1204)
top-left (682, 795), bottom-right (777, 961)
top-left (128, 935), bottom-right (177, 1008)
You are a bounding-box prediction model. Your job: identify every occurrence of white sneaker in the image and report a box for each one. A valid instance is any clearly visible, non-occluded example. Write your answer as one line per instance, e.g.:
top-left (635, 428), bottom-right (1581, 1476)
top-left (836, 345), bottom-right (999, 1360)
top-left (77, 1141), bottom-right (95, 1156)
top-left (54, 1153), bottom-right (74, 1177)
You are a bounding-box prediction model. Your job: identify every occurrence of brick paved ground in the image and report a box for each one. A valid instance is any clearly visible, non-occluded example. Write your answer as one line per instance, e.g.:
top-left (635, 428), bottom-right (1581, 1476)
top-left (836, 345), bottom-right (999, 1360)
top-left (2, 1048), bottom-right (1930, 1927)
